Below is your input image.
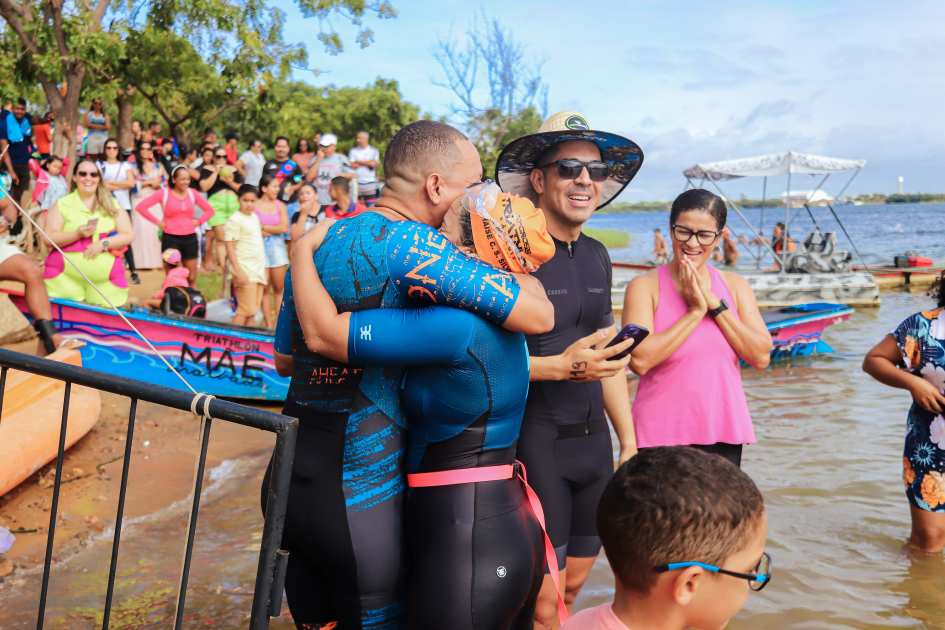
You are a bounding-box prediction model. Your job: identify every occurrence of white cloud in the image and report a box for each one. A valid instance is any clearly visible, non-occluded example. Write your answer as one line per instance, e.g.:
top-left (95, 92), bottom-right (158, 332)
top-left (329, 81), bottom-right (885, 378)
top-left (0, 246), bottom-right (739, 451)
top-left (282, 0), bottom-right (945, 199)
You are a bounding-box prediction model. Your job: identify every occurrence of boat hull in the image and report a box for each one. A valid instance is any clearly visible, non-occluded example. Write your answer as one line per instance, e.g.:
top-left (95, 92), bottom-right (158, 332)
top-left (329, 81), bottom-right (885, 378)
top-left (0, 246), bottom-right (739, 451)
top-left (763, 303), bottom-right (854, 360)
top-left (742, 271), bottom-right (879, 308)
top-left (611, 265), bottom-right (879, 309)
top-left (0, 345), bottom-right (102, 497)
top-left (7, 292), bottom-right (289, 401)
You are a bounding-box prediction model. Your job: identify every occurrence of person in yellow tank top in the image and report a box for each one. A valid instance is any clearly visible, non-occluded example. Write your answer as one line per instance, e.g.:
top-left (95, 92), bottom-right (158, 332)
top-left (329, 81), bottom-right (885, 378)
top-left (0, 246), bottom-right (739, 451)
top-left (43, 159), bottom-right (134, 306)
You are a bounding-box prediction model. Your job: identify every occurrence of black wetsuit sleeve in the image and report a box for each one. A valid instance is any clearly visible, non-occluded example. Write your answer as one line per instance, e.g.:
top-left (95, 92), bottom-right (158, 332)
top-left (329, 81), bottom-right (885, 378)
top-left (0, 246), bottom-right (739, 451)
top-left (348, 307), bottom-right (473, 366)
top-left (384, 221), bottom-right (521, 325)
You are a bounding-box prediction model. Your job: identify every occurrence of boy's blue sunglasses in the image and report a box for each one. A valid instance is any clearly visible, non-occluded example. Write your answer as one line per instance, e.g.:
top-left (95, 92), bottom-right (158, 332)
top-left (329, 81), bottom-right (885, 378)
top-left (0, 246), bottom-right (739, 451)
top-left (654, 551), bottom-right (772, 592)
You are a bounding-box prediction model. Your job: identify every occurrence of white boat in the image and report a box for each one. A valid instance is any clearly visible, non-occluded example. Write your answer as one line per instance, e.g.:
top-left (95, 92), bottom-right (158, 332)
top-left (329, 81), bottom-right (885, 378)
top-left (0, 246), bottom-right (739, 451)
top-left (782, 189), bottom-right (833, 208)
top-left (678, 151), bottom-right (880, 308)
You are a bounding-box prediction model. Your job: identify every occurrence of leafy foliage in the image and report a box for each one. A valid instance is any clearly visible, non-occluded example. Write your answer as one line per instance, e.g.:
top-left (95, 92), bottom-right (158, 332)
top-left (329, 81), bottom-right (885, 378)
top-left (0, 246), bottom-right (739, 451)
top-left (470, 106), bottom-right (541, 179)
top-left (0, 0), bottom-right (398, 163)
top-left (217, 77), bottom-right (420, 173)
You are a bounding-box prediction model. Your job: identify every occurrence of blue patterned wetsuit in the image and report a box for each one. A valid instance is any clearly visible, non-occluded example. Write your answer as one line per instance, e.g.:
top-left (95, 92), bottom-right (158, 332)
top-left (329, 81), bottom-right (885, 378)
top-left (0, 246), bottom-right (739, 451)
top-left (268, 212), bottom-right (521, 629)
top-left (346, 307), bottom-right (544, 629)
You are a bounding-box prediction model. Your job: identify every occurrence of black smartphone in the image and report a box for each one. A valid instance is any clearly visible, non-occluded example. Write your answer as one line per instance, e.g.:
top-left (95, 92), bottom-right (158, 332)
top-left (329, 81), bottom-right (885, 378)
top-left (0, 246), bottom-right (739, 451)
top-left (605, 323), bottom-right (650, 360)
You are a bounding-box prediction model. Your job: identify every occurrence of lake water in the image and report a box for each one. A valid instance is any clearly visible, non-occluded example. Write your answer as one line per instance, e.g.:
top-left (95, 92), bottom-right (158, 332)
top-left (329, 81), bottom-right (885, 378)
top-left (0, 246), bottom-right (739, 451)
top-left (3, 203), bottom-right (945, 628)
top-left (588, 202), bottom-right (945, 266)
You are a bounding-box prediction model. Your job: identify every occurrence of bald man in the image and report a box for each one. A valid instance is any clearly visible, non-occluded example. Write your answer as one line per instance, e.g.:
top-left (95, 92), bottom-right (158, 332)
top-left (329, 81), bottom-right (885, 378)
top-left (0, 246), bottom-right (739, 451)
top-left (269, 120), bottom-right (554, 629)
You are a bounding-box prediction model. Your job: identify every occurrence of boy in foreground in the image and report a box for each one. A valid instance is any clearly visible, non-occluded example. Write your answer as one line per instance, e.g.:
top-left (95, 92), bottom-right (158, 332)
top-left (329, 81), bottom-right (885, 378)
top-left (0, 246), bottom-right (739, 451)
top-left (224, 185), bottom-right (267, 325)
top-left (565, 447), bottom-right (771, 629)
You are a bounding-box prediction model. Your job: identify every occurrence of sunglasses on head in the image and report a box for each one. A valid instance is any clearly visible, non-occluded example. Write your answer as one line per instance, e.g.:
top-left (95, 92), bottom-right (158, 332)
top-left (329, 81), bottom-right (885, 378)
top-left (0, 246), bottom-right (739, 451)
top-left (539, 158), bottom-right (609, 182)
top-left (76, 170), bottom-right (100, 178)
top-left (140, 145), bottom-right (152, 150)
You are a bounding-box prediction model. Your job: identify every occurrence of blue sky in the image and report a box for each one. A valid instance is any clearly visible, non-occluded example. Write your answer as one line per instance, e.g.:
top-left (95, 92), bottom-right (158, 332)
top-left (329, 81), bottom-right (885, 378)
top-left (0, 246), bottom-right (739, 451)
top-left (284, 1), bottom-right (945, 201)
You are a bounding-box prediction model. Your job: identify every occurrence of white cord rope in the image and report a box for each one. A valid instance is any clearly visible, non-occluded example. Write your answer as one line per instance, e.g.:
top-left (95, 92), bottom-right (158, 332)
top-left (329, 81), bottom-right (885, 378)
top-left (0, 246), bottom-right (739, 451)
top-left (4, 167), bottom-right (229, 624)
top-left (1, 183), bottom-right (198, 393)
top-left (175, 392), bottom-right (216, 624)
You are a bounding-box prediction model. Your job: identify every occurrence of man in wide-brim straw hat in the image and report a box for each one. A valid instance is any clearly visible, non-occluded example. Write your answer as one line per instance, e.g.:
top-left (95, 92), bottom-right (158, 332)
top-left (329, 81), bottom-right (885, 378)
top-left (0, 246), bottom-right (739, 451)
top-left (496, 111), bottom-right (644, 627)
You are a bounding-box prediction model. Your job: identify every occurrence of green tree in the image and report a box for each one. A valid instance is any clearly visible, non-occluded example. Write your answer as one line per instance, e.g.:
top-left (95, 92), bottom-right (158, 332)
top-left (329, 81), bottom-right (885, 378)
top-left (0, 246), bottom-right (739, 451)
top-left (218, 77), bottom-right (420, 170)
top-left (469, 106), bottom-right (541, 179)
top-left (0, 1), bottom-right (398, 169)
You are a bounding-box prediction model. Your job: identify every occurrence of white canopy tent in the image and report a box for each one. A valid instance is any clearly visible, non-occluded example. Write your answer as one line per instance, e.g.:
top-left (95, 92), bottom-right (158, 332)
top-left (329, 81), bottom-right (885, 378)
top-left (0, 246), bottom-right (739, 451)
top-left (683, 151), bottom-right (865, 181)
top-left (682, 151), bottom-right (867, 271)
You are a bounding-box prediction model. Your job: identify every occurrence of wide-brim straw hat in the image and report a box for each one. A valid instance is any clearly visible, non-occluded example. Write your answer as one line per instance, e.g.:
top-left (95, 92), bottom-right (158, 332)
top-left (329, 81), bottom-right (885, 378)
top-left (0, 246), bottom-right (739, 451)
top-left (495, 111), bottom-right (644, 210)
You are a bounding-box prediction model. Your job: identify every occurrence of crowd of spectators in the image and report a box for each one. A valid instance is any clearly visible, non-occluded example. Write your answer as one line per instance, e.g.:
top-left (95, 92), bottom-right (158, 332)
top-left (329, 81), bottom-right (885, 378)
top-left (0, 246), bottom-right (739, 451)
top-left (0, 98), bottom-right (383, 304)
top-left (0, 98), bottom-right (382, 325)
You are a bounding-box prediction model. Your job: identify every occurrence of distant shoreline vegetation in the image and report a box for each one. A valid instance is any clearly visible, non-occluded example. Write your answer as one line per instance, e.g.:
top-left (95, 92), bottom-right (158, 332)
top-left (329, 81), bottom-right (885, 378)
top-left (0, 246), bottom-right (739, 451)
top-left (583, 227), bottom-right (631, 249)
top-left (599, 193), bottom-right (945, 213)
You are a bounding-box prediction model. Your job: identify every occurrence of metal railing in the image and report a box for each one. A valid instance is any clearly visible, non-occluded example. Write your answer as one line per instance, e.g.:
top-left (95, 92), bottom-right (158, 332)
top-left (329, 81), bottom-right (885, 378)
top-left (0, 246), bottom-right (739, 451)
top-left (0, 347), bottom-right (298, 629)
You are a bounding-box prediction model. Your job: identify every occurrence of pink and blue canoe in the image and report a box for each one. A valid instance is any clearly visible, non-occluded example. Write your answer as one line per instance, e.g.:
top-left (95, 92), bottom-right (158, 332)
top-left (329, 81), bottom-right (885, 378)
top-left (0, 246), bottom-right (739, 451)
top-left (763, 302), bottom-right (854, 361)
top-left (5, 290), bottom-right (288, 401)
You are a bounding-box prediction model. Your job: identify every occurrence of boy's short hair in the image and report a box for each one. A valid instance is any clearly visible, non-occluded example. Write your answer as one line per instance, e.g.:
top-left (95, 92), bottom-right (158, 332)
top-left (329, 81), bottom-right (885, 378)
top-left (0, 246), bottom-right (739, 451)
top-left (597, 447), bottom-right (764, 594)
top-left (330, 176), bottom-right (349, 191)
top-left (237, 184), bottom-right (259, 198)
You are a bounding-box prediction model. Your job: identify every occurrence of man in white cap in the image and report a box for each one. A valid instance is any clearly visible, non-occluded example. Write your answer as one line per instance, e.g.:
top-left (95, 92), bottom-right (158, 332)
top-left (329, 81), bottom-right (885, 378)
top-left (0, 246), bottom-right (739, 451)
top-left (349, 130), bottom-right (381, 206)
top-left (496, 111), bottom-right (645, 628)
top-left (307, 132), bottom-right (355, 206)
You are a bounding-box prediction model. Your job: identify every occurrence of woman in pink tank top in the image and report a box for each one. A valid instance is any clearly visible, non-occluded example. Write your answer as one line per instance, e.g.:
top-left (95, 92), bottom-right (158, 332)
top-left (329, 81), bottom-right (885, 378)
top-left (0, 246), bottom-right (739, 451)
top-left (622, 189), bottom-right (772, 467)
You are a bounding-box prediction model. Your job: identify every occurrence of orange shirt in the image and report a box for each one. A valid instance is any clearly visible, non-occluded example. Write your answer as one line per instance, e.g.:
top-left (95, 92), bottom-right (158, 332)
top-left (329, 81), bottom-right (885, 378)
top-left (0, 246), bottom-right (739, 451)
top-left (33, 122), bottom-right (53, 154)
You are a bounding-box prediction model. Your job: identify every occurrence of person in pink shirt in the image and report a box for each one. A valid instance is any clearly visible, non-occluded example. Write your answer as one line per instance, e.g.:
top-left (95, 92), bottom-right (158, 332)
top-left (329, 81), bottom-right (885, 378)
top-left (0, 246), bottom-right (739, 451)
top-left (141, 248), bottom-right (191, 309)
top-left (564, 447), bottom-right (770, 630)
top-left (622, 189), bottom-right (772, 468)
top-left (134, 165), bottom-right (214, 285)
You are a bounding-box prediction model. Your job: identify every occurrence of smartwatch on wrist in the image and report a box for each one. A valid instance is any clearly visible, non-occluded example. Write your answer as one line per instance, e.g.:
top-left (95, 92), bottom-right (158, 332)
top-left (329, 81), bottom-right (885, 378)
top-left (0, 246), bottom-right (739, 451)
top-left (708, 299), bottom-right (729, 319)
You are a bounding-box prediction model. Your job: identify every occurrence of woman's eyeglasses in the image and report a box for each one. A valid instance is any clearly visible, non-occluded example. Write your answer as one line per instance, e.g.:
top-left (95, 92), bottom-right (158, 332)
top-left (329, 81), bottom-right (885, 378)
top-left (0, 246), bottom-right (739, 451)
top-left (215, 154), bottom-right (227, 159)
top-left (105, 145), bottom-right (119, 151)
top-left (671, 224), bottom-right (721, 246)
top-left (76, 170), bottom-right (100, 178)
top-left (654, 551), bottom-right (772, 592)
top-left (539, 159), bottom-right (610, 182)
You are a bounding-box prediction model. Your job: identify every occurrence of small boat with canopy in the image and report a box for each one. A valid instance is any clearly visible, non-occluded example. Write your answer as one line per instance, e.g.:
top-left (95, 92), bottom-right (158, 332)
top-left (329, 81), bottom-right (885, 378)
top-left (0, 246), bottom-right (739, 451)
top-left (612, 151), bottom-right (880, 310)
top-left (679, 150), bottom-right (879, 308)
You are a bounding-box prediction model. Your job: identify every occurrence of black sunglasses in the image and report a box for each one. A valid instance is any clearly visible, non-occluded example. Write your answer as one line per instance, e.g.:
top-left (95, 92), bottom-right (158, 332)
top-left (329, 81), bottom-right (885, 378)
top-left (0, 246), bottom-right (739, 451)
top-left (671, 224), bottom-right (721, 247)
top-left (539, 158), bottom-right (609, 182)
top-left (215, 154), bottom-right (227, 159)
top-left (105, 145), bottom-right (119, 150)
top-left (76, 170), bottom-right (100, 178)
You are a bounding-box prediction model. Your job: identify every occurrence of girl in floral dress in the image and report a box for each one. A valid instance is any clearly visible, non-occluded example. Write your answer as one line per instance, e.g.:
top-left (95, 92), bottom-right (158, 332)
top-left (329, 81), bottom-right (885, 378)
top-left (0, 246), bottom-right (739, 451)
top-left (864, 273), bottom-right (945, 553)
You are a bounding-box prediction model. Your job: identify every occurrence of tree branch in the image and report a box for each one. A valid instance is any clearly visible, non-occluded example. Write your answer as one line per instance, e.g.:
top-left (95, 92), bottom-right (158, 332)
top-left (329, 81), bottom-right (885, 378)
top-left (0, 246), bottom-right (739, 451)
top-left (132, 83), bottom-right (178, 129)
top-left (93, 0), bottom-right (109, 26)
top-left (46, 0), bottom-right (69, 59)
top-left (0, 0), bottom-right (40, 56)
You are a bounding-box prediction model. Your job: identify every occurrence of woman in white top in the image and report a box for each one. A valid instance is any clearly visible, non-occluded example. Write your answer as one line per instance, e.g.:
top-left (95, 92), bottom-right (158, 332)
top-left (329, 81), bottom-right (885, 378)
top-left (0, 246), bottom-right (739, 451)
top-left (130, 140), bottom-right (167, 269)
top-left (237, 139), bottom-right (266, 187)
top-left (84, 99), bottom-right (110, 160)
top-left (99, 138), bottom-right (139, 283)
top-left (288, 183), bottom-right (322, 252)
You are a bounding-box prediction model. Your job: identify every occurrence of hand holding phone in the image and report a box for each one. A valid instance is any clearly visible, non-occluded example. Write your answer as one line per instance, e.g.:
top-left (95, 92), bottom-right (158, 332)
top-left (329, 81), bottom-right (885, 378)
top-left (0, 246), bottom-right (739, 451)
top-left (605, 323), bottom-right (650, 361)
